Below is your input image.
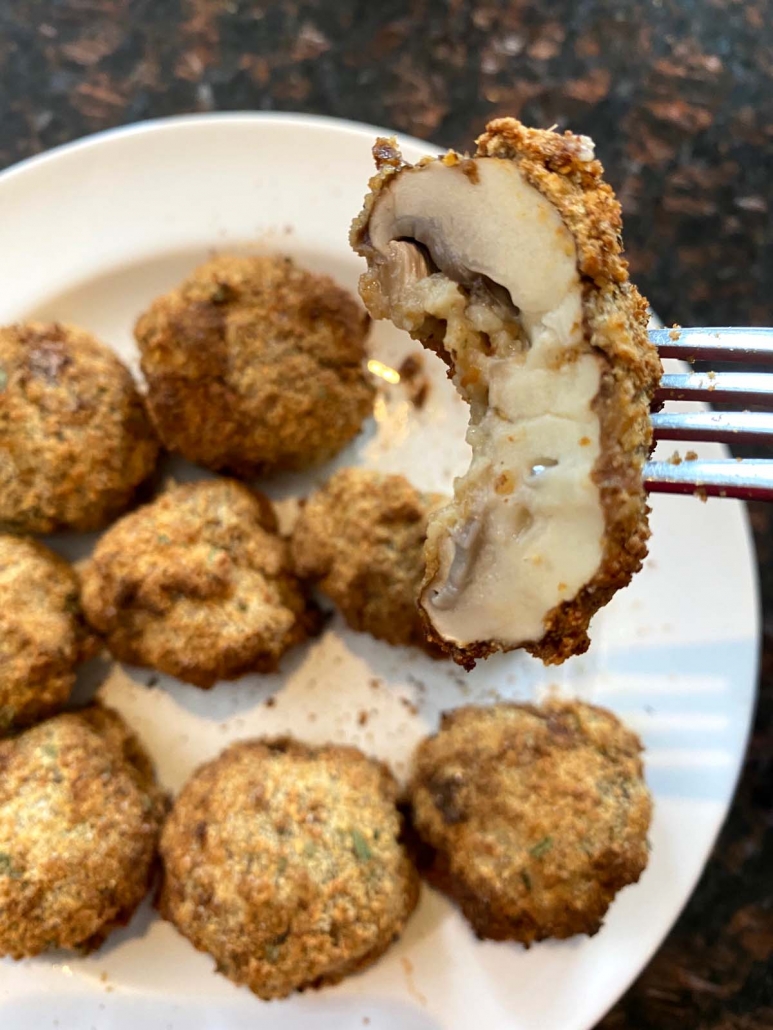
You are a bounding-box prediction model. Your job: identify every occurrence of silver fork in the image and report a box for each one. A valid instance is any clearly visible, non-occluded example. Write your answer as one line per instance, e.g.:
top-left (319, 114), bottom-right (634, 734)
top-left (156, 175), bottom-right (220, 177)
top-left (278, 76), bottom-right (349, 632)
top-left (646, 327), bottom-right (773, 502)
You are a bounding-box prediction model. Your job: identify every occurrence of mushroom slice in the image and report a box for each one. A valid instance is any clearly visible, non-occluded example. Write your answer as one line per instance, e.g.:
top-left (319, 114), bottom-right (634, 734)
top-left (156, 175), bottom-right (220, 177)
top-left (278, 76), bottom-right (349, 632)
top-left (351, 119), bottom-right (660, 668)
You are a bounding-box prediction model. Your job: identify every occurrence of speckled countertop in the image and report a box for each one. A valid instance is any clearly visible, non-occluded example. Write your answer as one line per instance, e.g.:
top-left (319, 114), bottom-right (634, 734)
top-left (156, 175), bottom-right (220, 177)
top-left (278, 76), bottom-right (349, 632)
top-left (0, 1), bottom-right (771, 1027)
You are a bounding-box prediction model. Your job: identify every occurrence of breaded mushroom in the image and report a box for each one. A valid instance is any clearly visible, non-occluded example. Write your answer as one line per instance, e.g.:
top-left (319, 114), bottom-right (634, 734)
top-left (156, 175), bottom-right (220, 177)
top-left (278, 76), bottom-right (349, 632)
top-left (409, 700), bottom-right (651, 943)
top-left (0, 705), bottom-right (166, 958)
top-left (351, 120), bottom-right (661, 667)
top-left (158, 737), bottom-right (418, 1000)
top-left (81, 478), bottom-right (317, 688)
top-left (135, 255), bottom-right (374, 475)
top-left (0, 322), bottom-right (159, 534)
top-left (291, 468), bottom-right (444, 651)
top-left (0, 534), bottom-right (97, 733)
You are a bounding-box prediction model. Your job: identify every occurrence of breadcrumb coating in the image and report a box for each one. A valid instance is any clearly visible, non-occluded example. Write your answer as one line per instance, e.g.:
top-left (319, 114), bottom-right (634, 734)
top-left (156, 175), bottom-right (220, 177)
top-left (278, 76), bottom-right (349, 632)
top-left (0, 705), bottom-right (166, 958)
top-left (291, 468), bottom-right (444, 652)
top-left (0, 322), bottom-right (159, 534)
top-left (135, 255), bottom-right (374, 475)
top-left (470, 119), bottom-right (661, 665)
top-left (409, 700), bottom-right (651, 943)
top-left (351, 119), bottom-right (660, 667)
top-left (0, 534), bottom-right (97, 733)
top-left (159, 737), bottom-right (418, 999)
top-left (81, 479), bottom-right (317, 688)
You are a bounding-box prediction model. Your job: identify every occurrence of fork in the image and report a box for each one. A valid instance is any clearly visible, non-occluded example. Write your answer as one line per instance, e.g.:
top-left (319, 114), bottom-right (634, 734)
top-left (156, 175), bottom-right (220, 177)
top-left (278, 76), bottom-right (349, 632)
top-left (646, 327), bottom-right (773, 502)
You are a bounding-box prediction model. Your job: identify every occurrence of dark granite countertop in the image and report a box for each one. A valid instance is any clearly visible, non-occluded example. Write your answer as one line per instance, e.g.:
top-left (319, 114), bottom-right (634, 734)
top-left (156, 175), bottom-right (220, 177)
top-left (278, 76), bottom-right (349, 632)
top-left (0, 1), bottom-right (771, 1026)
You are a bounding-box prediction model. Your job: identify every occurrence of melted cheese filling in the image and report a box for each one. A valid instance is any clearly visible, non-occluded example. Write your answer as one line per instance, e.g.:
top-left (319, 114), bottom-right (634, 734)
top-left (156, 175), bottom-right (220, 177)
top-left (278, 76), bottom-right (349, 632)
top-left (369, 157), bottom-right (605, 647)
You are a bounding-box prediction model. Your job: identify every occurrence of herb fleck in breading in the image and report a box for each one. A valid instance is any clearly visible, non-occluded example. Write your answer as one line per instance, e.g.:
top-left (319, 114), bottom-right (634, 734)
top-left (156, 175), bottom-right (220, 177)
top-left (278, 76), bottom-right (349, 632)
top-left (159, 737), bottom-right (418, 999)
top-left (409, 700), bottom-right (651, 944)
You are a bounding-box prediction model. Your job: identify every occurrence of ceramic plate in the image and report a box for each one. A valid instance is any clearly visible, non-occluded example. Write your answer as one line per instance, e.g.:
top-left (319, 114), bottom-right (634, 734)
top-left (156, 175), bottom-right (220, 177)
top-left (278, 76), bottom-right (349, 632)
top-left (0, 114), bottom-right (760, 1030)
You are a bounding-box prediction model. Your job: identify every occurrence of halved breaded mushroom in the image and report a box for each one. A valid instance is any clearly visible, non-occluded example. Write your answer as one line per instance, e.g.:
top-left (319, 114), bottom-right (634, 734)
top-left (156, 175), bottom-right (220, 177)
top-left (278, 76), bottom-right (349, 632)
top-left (351, 119), bottom-right (661, 667)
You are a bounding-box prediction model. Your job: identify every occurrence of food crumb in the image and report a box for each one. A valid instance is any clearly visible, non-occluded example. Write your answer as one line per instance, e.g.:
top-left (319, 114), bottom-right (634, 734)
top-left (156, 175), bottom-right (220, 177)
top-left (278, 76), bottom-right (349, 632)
top-left (400, 697), bottom-right (419, 716)
top-left (99, 971), bottom-right (108, 983)
top-left (668, 451), bottom-right (682, 465)
top-left (406, 673), bottom-right (426, 693)
top-left (265, 697), bottom-right (276, 708)
top-left (685, 450), bottom-right (698, 461)
top-left (400, 956), bottom-right (427, 1006)
top-left (358, 710), bottom-right (369, 726)
top-left (398, 354), bottom-right (430, 409)
top-left (369, 678), bottom-right (382, 691)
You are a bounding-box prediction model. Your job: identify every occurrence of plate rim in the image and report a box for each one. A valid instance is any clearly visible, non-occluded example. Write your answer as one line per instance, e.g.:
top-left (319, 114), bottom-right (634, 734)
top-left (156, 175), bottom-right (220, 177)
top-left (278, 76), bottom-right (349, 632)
top-left (0, 110), bottom-right (442, 188)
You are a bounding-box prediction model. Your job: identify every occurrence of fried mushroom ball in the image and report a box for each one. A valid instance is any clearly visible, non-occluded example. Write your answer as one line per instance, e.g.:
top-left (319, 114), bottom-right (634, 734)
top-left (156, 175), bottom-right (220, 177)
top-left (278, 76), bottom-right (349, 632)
top-left (0, 322), bottom-right (159, 534)
top-left (158, 738), bottom-right (419, 999)
top-left (0, 705), bottom-right (166, 958)
top-left (290, 468), bottom-right (444, 651)
top-left (0, 534), bottom-right (97, 733)
top-left (81, 479), bottom-right (317, 688)
top-left (409, 700), bottom-right (651, 943)
top-left (135, 255), bottom-right (374, 475)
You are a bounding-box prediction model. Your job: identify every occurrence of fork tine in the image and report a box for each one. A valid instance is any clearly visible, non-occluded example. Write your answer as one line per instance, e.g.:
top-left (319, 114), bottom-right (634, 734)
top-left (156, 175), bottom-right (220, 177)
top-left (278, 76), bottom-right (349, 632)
top-left (645, 458), bottom-right (773, 502)
top-left (651, 411), bottom-right (773, 445)
top-left (655, 371), bottom-right (773, 406)
top-left (650, 326), bottom-right (773, 365)
top-left (647, 327), bottom-right (773, 499)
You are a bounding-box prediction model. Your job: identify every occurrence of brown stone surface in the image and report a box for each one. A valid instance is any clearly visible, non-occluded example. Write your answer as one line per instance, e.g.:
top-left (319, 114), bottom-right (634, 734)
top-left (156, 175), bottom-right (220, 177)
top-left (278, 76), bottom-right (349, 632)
top-left (0, 1), bottom-right (770, 1024)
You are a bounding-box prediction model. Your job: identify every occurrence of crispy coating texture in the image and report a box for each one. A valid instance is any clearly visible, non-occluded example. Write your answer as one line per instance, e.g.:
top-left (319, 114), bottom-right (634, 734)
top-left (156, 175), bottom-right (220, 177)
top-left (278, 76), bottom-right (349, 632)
top-left (291, 468), bottom-right (444, 652)
top-left (158, 737), bottom-right (419, 1000)
top-left (352, 120), bottom-right (660, 667)
top-left (135, 255), bottom-right (374, 475)
top-left (81, 478), bottom-right (317, 688)
top-left (0, 322), bottom-right (159, 534)
top-left (409, 700), bottom-right (652, 943)
top-left (0, 705), bottom-right (166, 958)
top-left (470, 120), bottom-right (661, 665)
top-left (0, 535), bottom-right (97, 733)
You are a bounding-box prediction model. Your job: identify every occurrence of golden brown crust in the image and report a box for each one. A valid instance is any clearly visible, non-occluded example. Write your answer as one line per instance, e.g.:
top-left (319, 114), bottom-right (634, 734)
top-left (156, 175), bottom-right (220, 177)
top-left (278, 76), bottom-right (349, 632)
top-left (81, 478), bottom-right (317, 688)
top-left (0, 534), bottom-right (98, 733)
top-left (0, 322), bottom-right (159, 534)
top-left (158, 737), bottom-right (419, 1000)
top-left (290, 468), bottom-right (445, 653)
top-left (135, 255), bottom-right (375, 475)
top-left (0, 704), bottom-right (166, 958)
top-left (409, 700), bottom-right (652, 943)
top-left (353, 120), bottom-right (660, 668)
top-left (469, 119), bottom-right (660, 665)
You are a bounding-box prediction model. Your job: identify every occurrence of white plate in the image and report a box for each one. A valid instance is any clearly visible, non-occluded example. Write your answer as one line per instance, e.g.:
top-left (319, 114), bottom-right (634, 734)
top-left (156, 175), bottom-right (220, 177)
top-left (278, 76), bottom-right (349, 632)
top-left (0, 114), bottom-right (760, 1030)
